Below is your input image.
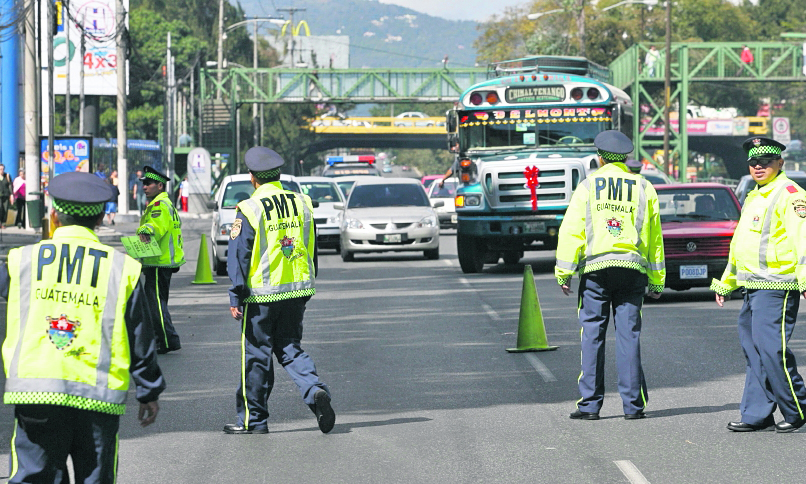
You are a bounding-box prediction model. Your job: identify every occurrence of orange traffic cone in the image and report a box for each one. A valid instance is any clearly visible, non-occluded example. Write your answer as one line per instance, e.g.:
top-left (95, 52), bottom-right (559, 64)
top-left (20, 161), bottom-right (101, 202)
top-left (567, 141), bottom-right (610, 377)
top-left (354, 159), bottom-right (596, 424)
top-left (506, 265), bottom-right (558, 353)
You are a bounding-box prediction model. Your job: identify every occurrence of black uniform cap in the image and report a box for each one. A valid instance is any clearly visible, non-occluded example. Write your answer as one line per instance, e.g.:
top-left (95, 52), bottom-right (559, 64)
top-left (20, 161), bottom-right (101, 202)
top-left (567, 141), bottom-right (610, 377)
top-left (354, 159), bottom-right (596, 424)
top-left (594, 130), bottom-right (634, 162)
top-left (49, 171), bottom-right (114, 217)
top-left (742, 137), bottom-right (786, 161)
top-left (244, 146), bottom-right (285, 178)
top-left (140, 166), bottom-right (169, 184)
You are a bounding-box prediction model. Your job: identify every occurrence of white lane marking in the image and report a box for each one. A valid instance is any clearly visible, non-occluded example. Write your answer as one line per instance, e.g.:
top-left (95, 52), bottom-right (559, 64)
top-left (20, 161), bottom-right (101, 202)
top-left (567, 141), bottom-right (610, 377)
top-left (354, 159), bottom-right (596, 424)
top-left (481, 303), bottom-right (501, 321)
top-left (524, 353), bottom-right (557, 382)
top-left (459, 277), bottom-right (470, 286)
top-left (614, 460), bottom-right (651, 484)
top-left (443, 259), bottom-right (452, 266)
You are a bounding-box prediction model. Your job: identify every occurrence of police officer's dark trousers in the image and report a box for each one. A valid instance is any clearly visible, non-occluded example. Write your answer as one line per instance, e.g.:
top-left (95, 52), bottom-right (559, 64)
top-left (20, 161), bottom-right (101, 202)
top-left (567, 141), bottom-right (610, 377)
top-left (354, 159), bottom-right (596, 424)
top-left (142, 266), bottom-right (180, 351)
top-left (9, 405), bottom-right (119, 484)
top-left (577, 267), bottom-right (648, 414)
top-left (236, 297), bottom-right (329, 429)
top-left (738, 289), bottom-right (806, 425)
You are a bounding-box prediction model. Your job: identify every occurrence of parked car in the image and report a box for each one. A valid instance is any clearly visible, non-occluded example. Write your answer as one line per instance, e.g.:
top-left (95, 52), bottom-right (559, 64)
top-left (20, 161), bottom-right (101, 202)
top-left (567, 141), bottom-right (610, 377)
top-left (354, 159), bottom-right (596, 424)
top-left (209, 174), bottom-right (299, 276)
top-left (735, 171), bottom-right (806, 205)
top-left (428, 177), bottom-right (458, 228)
top-left (297, 176), bottom-right (345, 251)
top-left (337, 177), bottom-right (442, 261)
top-left (641, 166), bottom-right (673, 185)
top-left (655, 183), bottom-right (741, 291)
top-left (333, 175), bottom-right (380, 200)
top-left (393, 111), bottom-right (435, 127)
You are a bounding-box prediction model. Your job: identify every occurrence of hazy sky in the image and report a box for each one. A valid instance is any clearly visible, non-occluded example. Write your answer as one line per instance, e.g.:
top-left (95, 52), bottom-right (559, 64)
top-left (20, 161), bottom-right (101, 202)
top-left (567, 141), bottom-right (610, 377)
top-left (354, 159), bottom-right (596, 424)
top-left (378, 0), bottom-right (530, 22)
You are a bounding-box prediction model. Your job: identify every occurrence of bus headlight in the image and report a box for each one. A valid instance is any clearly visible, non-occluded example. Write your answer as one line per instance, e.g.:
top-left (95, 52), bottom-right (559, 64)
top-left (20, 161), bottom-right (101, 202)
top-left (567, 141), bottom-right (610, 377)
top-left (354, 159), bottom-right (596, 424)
top-left (465, 194), bottom-right (481, 206)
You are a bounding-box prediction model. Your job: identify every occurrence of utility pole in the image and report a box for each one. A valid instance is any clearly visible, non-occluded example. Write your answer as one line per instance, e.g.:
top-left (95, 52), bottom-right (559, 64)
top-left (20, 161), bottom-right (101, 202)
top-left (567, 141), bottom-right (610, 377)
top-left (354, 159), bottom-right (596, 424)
top-left (48, 0), bottom-right (56, 183)
top-left (166, 33), bottom-right (174, 185)
top-left (79, 14), bottom-right (85, 134)
top-left (663, 0), bottom-right (672, 177)
top-left (253, 20), bottom-right (259, 147)
top-left (216, 0), bottom-right (224, 99)
top-left (277, 7), bottom-right (306, 66)
top-left (116, 0), bottom-right (129, 212)
top-left (65, 1), bottom-right (71, 134)
top-left (23, 0), bottom-right (39, 226)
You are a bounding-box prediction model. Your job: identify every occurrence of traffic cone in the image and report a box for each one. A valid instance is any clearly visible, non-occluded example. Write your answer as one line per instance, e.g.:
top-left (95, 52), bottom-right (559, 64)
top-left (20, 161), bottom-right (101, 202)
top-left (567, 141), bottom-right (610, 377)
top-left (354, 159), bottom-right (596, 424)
top-left (192, 234), bottom-right (217, 284)
top-left (506, 265), bottom-right (558, 353)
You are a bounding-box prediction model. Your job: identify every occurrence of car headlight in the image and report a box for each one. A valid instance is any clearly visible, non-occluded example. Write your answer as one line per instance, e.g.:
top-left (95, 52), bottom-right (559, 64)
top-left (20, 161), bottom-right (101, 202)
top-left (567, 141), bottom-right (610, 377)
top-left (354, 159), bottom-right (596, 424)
top-left (327, 216), bottom-right (338, 224)
top-left (219, 223), bottom-right (232, 236)
top-left (416, 215), bottom-right (438, 228)
top-left (343, 218), bottom-right (364, 230)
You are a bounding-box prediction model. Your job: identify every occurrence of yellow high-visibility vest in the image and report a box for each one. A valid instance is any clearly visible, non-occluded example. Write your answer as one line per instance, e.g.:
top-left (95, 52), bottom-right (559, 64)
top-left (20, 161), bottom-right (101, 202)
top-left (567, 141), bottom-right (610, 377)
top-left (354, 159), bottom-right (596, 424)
top-left (2, 225), bottom-right (142, 415)
top-left (137, 192), bottom-right (185, 268)
top-left (555, 162), bottom-right (666, 292)
top-left (236, 182), bottom-right (316, 303)
top-left (712, 172), bottom-right (806, 295)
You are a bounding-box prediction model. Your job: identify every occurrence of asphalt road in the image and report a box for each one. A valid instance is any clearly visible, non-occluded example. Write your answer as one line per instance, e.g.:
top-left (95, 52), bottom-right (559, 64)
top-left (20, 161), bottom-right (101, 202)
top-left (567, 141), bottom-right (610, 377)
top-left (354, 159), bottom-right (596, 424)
top-left (2, 219), bottom-right (806, 483)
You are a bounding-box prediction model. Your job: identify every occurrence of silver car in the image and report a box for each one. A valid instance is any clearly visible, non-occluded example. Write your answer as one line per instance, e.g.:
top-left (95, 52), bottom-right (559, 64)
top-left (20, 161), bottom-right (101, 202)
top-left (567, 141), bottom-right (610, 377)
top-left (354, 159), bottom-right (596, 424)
top-left (209, 174), bottom-right (299, 275)
top-left (428, 177), bottom-right (458, 228)
top-left (297, 176), bottom-right (344, 251)
top-left (337, 178), bottom-right (442, 261)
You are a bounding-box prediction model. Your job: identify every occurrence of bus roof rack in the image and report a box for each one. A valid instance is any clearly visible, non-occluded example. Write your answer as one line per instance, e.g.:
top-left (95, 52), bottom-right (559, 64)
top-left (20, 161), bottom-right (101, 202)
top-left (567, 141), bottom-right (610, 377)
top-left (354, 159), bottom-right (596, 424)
top-left (487, 56), bottom-right (611, 83)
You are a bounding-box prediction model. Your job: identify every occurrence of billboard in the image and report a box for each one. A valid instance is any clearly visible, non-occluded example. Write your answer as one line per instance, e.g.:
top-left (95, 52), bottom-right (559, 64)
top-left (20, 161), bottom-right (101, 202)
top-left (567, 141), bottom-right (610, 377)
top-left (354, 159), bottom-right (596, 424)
top-left (43, 0), bottom-right (128, 96)
top-left (40, 136), bottom-right (93, 176)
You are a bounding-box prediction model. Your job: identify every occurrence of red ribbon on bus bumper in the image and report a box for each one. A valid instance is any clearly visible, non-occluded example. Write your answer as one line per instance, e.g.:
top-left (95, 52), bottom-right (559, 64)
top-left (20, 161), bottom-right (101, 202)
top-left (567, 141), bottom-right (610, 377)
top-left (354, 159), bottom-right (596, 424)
top-left (524, 166), bottom-right (539, 211)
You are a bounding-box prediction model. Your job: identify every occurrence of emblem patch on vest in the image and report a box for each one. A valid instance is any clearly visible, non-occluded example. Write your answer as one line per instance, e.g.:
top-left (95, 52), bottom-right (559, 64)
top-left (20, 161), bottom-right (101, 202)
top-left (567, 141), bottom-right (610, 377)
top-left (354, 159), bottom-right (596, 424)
top-left (46, 314), bottom-right (81, 350)
top-left (606, 217), bottom-right (623, 237)
top-left (280, 235), bottom-right (296, 258)
top-left (794, 200), bottom-right (806, 218)
top-left (752, 215), bottom-right (760, 228)
top-left (231, 218), bottom-right (242, 239)
top-left (151, 210), bottom-right (162, 218)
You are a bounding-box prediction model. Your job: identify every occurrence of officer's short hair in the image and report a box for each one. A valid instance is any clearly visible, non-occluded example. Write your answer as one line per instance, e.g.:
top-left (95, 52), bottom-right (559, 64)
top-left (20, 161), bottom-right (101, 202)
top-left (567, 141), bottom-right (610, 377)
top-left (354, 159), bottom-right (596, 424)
top-left (54, 210), bottom-right (101, 230)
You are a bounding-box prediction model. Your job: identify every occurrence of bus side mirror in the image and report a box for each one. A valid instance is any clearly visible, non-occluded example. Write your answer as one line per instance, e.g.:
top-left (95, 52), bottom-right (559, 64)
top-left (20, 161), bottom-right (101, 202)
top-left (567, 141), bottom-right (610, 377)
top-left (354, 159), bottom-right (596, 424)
top-left (446, 110), bottom-right (457, 133)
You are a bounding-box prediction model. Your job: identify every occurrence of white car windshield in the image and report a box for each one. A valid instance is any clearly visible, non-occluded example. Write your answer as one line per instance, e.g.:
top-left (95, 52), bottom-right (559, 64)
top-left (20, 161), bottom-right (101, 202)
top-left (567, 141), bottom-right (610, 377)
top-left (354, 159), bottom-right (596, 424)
top-left (430, 181), bottom-right (457, 198)
top-left (348, 184), bottom-right (430, 209)
top-left (301, 182), bottom-right (343, 203)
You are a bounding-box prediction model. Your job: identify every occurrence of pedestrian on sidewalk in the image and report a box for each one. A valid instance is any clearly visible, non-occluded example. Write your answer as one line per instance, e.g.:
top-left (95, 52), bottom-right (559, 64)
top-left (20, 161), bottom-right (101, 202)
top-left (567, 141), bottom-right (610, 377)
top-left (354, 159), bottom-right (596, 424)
top-left (0, 171), bottom-right (165, 482)
top-left (180, 176), bottom-right (189, 212)
top-left (0, 164), bottom-right (12, 228)
top-left (12, 169), bottom-right (25, 228)
top-left (105, 170), bottom-right (119, 225)
top-left (224, 146), bottom-right (334, 435)
top-left (137, 166), bottom-right (185, 354)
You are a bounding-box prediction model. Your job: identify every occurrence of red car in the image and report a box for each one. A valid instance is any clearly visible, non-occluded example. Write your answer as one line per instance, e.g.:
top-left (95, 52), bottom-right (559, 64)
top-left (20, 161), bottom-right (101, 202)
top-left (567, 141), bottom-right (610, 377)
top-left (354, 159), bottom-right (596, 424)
top-left (654, 183), bottom-right (741, 291)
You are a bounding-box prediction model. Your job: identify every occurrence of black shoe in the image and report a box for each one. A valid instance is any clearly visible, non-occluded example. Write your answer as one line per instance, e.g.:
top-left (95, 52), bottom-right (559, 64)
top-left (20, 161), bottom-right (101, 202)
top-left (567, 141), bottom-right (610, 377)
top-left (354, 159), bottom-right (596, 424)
top-left (727, 417), bottom-right (775, 432)
top-left (156, 344), bottom-right (181, 355)
top-left (624, 411), bottom-right (646, 420)
top-left (223, 423), bottom-right (268, 434)
top-left (569, 409), bottom-right (600, 420)
top-left (312, 389), bottom-right (335, 433)
top-left (775, 419), bottom-right (806, 433)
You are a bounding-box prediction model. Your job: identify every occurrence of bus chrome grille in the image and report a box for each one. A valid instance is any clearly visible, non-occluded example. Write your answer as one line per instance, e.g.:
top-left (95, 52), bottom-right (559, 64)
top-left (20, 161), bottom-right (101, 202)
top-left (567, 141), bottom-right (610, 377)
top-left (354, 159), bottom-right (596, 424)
top-left (481, 163), bottom-right (579, 210)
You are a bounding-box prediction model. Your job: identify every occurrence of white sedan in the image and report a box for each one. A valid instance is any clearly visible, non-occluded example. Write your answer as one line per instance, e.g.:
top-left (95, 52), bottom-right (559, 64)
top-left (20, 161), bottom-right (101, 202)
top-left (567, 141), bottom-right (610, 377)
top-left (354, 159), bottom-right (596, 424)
top-left (428, 177), bottom-right (458, 228)
top-left (337, 178), bottom-right (443, 261)
top-left (297, 176), bottom-right (345, 251)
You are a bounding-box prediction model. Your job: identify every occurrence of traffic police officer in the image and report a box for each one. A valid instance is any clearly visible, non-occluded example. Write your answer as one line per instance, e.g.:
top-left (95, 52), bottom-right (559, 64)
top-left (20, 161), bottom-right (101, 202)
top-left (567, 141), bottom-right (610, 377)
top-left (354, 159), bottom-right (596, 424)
top-left (137, 166), bottom-right (185, 354)
top-left (1, 172), bottom-right (166, 482)
top-left (712, 137), bottom-right (806, 433)
top-left (224, 146), bottom-right (334, 434)
top-left (555, 130), bottom-right (665, 420)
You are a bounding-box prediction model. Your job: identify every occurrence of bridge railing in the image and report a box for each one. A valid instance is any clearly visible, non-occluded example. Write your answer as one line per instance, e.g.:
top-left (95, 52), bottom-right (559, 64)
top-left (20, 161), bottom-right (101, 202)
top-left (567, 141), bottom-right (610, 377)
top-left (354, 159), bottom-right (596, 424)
top-left (201, 68), bottom-right (488, 104)
top-left (610, 42), bottom-right (805, 89)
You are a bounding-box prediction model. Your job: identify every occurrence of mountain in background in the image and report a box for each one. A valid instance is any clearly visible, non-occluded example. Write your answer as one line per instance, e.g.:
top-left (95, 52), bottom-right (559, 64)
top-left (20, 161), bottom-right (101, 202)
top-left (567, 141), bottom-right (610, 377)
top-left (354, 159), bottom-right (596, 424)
top-left (238, 0), bottom-right (479, 68)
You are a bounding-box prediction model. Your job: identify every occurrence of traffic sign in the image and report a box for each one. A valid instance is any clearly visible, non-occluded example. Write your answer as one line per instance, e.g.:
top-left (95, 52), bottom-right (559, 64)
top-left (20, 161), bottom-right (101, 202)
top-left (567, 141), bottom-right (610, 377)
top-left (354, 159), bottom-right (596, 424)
top-left (773, 117), bottom-right (791, 144)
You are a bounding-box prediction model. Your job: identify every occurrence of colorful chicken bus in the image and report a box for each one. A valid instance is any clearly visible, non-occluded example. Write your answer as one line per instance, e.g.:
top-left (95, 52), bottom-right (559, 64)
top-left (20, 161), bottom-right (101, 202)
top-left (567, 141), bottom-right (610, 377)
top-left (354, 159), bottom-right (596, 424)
top-left (446, 56), bottom-right (634, 273)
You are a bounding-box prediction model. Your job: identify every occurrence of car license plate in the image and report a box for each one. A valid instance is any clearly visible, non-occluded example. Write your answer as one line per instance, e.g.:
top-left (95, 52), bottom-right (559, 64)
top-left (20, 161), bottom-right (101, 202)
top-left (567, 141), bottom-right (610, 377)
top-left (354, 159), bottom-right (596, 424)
top-left (524, 221), bottom-right (546, 233)
top-left (384, 234), bottom-right (402, 243)
top-left (680, 265), bottom-right (708, 279)
top-left (451, 214), bottom-right (458, 224)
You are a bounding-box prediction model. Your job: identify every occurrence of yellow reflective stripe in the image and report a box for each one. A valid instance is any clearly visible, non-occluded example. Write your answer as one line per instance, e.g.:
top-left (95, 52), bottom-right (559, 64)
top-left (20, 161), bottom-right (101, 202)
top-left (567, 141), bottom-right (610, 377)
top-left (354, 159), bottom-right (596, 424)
top-left (781, 292), bottom-right (804, 420)
top-left (113, 431), bottom-right (119, 483)
top-left (154, 272), bottom-right (168, 348)
top-left (640, 387), bottom-right (647, 408)
top-left (10, 417), bottom-right (18, 479)
top-left (241, 304), bottom-right (250, 430)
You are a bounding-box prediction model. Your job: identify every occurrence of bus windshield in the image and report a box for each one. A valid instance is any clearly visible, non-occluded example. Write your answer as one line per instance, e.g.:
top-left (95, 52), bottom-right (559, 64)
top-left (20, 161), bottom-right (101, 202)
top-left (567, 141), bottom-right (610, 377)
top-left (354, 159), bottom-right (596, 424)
top-left (459, 107), bottom-right (612, 151)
